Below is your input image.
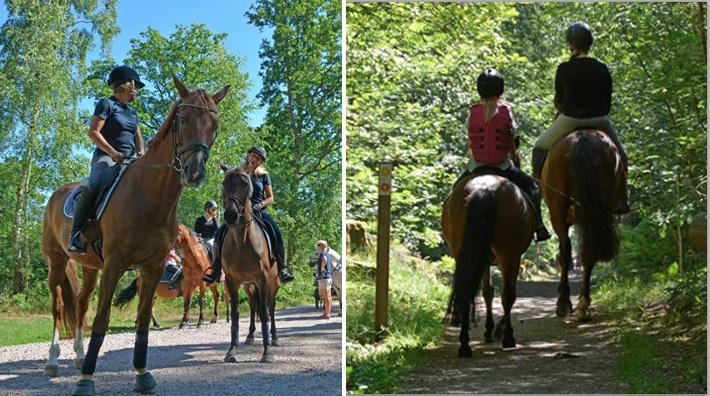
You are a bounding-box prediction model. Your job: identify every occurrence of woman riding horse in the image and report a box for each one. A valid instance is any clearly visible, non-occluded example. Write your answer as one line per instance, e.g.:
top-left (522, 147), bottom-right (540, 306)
top-left (68, 65), bottom-right (146, 253)
top-left (203, 145), bottom-right (294, 284)
top-left (456, 68), bottom-right (550, 242)
top-left (532, 22), bottom-right (629, 214)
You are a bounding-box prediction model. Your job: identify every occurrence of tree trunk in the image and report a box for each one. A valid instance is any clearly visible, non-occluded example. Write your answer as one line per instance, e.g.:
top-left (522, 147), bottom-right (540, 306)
top-left (11, 111), bottom-right (38, 294)
top-left (698, 3), bottom-right (706, 63)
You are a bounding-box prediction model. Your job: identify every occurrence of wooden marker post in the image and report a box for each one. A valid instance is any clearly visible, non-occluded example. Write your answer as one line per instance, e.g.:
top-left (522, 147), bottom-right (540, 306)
top-left (375, 161), bottom-right (392, 335)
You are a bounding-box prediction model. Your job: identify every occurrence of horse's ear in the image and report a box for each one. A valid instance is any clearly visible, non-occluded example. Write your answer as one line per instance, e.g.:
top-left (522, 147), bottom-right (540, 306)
top-left (219, 162), bottom-right (230, 172)
top-left (173, 74), bottom-right (190, 99)
top-left (212, 85), bottom-right (230, 105)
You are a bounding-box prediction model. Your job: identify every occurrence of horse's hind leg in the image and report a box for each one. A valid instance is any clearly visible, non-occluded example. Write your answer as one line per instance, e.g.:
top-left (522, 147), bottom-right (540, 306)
top-left (179, 290), bottom-right (192, 329)
top-left (457, 300), bottom-right (472, 358)
top-left (45, 249), bottom-right (80, 377)
top-left (196, 285), bottom-right (206, 328)
top-left (209, 284), bottom-right (219, 324)
top-left (269, 286), bottom-right (279, 346)
top-left (576, 259), bottom-right (594, 322)
top-left (556, 235), bottom-right (574, 317)
top-left (500, 256), bottom-right (520, 350)
top-left (74, 267), bottom-right (98, 370)
top-left (245, 286), bottom-right (257, 345)
top-left (482, 267), bottom-right (495, 343)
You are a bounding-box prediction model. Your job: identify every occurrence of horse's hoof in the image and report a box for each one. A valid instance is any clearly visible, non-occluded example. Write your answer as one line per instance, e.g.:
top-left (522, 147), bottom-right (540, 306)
top-left (74, 358), bottom-right (83, 369)
top-left (244, 337), bottom-right (255, 345)
top-left (134, 372), bottom-right (157, 394)
top-left (196, 321), bottom-right (203, 329)
top-left (72, 379), bottom-right (95, 396)
top-left (458, 345), bottom-right (472, 358)
top-left (271, 339), bottom-right (280, 347)
top-left (224, 354), bottom-right (237, 363)
top-left (502, 339), bottom-right (517, 350)
top-left (576, 311), bottom-right (592, 322)
top-left (556, 302), bottom-right (572, 318)
top-left (260, 352), bottom-right (275, 363)
top-left (44, 364), bottom-right (59, 377)
top-left (210, 317), bottom-right (217, 324)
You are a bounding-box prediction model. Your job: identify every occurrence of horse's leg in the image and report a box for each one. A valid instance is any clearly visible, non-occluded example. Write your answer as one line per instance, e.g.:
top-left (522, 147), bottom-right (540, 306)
top-left (458, 299), bottom-right (472, 358)
top-left (74, 261), bottom-right (126, 394)
top-left (257, 284), bottom-right (274, 363)
top-left (482, 267), bottom-right (495, 343)
top-left (245, 287), bottom-right (256, 345)
top-left (196, 284), bottom-right (206, 328)
top-left (179, 288), bottom-right (192, 329)
top-left (269, 286), bottom-right (278, 346)
top-left (45, 250), bottom-right (77, 377)
top-left (576, 259), bottom-right (594, 322)
top-left (74, 267), bottom-right (99, 370)
top-left (556, 234), bottom-right (574, 317)
top-left (224, 278), bottom-right (240, 363)
top-left (131, 264), bottom-right (162, 394)
top-left (223, 281), bottom-right (230, 323)
top-left (500, 256), bottom-right (520, 350)
top-left (151, 295), bottom-right (159, 328)
top-left (210, 283), bottom-right (219, 324)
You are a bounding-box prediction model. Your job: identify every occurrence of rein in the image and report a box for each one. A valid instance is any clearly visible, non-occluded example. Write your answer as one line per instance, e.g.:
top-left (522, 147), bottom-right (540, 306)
top-left (134, 102), bottom-right (218, 171)
top-left (225, 194), bottom-right (253, 228)
top-left (534, 176), bottom-right (582, 207)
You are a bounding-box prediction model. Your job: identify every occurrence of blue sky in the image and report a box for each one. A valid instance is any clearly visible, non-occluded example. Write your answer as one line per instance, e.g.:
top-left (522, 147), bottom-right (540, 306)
top-left (0, 0), bottom-right (270, 127)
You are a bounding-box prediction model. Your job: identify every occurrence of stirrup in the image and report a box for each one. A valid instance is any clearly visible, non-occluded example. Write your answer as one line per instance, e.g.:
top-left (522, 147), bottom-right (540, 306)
top-left (202, 268), bottom-right (220, 284)
top-left (68, 233), bottom-right (87, 254)
top-left (279, 268), bottom-right (294, 283)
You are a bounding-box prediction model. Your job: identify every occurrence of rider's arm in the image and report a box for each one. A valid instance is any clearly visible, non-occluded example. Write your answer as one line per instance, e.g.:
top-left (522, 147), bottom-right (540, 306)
top-left (262, 183), bottom-right (275, 209)
top-left (88, 115), bottom-right (122, 160)
top-left (135, 125), bottom-right (145, 156)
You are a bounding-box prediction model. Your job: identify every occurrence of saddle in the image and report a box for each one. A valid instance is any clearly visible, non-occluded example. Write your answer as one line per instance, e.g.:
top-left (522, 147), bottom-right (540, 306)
top-left (451, 166), bottom-right (536, 211)
top-left (252, 212), bottom-right (275, 263)
top-left (63, 161), bottom-right (132, 221)
top-left (200, 240), bottom-right (214, 263)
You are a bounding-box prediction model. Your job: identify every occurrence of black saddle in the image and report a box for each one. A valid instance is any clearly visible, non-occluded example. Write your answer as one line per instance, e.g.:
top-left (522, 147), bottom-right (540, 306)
top-left (252, 212), bottom-right (275, 262)
top-left (200, 240), bottom-right (214, 263)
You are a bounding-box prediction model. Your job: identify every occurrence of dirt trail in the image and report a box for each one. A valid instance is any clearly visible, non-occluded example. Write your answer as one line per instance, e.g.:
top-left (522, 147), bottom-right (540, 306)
top-left (0, 305), bottom-right (342, 395)
top-left (404, 279), bottom-right (630, 394)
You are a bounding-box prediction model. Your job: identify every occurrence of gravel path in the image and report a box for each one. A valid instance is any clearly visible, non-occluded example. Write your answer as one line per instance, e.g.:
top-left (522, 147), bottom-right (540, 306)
top-left (0, 305), bottom-right (342, 395)
top-left (403, 279), bottom-right (630, 394)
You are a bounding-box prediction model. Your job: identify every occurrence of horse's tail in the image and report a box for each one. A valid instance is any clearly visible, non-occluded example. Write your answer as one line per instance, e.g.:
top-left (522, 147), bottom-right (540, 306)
top-left (60, 260), bottom-right (80, 338)
top-left (113, 277), bottom-right (139, 308)
top-left (571, 134), bottom-right (619, 264)
top-left (446, 189), bottom-right (496, 324)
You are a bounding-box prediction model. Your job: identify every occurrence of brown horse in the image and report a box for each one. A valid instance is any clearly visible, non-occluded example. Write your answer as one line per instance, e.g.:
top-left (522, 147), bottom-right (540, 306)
top-left (219, 163), bottom-right (280, 363)
top-left (113, 224), bottom-right (221, 329)
top-left (442, 172), bottom-right (535, 357)
top-left (541, 130), bottom-right (624, 322)
top-left (42, 75), bottom-right (229, 395)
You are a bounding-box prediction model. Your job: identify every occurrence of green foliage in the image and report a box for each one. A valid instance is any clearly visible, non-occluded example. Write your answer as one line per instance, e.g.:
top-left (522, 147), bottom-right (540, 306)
top-left (346, 244), bottom-right (449, 393)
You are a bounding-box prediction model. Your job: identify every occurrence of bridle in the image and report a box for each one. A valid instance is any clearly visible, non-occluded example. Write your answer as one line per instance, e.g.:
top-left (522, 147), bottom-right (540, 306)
top-left (225, 193), bottom-right (252, 228)
top-left (134, 101), bottom-right (218, 171)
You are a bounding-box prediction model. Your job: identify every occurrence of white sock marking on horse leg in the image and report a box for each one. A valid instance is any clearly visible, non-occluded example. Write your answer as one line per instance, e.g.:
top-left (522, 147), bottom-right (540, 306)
top-left (46, 327), bottom-right (61, 367)
top-left (74, 327), bottom-right (85, 359)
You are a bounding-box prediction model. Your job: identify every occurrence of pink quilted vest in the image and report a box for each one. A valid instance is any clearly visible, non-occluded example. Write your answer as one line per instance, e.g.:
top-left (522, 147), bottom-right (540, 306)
top-left (467, 103), bottom-right (514, 165)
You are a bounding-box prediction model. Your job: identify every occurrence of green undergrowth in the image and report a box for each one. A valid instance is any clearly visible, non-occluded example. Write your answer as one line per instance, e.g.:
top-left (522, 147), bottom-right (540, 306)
top-left (346, 244), bottom-right (451, 394)
top-left (592, 223), bottom-right (707, 393)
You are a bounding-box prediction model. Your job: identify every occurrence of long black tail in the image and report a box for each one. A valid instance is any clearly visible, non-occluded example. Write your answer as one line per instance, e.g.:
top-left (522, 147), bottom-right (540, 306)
top-left (113, 277), bottom-right (139, 308)
top-left (446, 190), bottom-right (497, 323)
top-left (571, 134), bottom-right (619, 265)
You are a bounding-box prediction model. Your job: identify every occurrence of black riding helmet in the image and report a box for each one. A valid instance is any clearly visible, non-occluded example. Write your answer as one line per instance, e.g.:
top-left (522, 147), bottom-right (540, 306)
top-left (204, 200), bottom-right (218, 211)
top-left (248, 145), bottom-right (267, 161)
top-left (476, 68), bottom-right (505, 99)
top-left (566, 22), bottom-right (593, 52)
top-left (107, 65), bottom-right (145, 89)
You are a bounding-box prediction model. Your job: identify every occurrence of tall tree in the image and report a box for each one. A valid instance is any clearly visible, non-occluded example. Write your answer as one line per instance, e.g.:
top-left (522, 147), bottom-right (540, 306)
top-left (0, 0), bottom-right (119, 293)
top-left (247, 0), bottom-right (341, 274)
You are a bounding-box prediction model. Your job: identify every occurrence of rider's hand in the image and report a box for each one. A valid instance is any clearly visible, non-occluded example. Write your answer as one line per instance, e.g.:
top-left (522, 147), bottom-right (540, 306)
top-left (110, 150), bottom-right (124, 163)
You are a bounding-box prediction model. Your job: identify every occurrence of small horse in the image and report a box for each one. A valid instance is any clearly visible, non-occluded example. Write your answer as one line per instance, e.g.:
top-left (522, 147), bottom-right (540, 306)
top-left (219, 163), bottom-right (280, 363)
top-left (442, 172), bottom-right (535, 357)
top-left (113, 224), bottom-right (221, 329)
top-left (42, 75), bottom-right (229, 395)
top-left (541, 129), bottom-right (624, 321)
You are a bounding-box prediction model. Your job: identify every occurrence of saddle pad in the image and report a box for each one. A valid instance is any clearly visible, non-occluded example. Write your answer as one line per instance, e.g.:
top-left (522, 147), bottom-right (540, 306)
top-left (62, 187), bottom-right (83, 219)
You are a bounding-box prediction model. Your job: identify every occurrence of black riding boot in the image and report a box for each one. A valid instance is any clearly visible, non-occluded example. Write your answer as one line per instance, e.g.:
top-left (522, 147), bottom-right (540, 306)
top-left (531, 148), bottom-right (548, 180)
top-left (168, 267), bottom-right (183, 290)
top-left (532, 193), bottom-right (552, 242)
top-left (68, 187), bottom-right (96, 254)
top-left (202, 226), bottom-right (226, 284)
top-left (274, 244), bottom-right (294, 284)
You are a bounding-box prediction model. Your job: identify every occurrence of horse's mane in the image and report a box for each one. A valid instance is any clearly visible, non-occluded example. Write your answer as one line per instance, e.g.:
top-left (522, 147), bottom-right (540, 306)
top-left (147, 89), bottom-right (214, 150)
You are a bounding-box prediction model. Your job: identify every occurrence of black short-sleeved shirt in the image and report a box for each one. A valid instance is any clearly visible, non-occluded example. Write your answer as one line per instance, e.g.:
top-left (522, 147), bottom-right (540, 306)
top-left (194, 216), bottom-right (218, 239)
top-left (93, 96), bottom-right (139, 157)
top-left (250, 173), bottom-right (272, 207)
top-left (554, 57), bottom-right (612, 119)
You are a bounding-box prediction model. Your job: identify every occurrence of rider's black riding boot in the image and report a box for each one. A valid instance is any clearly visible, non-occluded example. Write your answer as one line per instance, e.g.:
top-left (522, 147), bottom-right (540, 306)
top-left (202, 227), bottom-right (225, 284)
top-left (532, 193), bottom-right (552, 242)
top-left (68, 187), bottom-right (96, 254)
top-left (531, 148), bottom-right (548, 180)
top-left (614, 147), bottom-right (631, 215)
top-left (274, 244), bottom-right (294, 284)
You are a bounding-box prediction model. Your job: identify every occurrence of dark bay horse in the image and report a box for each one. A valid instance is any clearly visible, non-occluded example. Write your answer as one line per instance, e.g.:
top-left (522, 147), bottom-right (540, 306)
top-left (113, 224), bottom-right (221, 329)
top-left (42, 75), bottom-right (229, 395)
top-left (219, 163), bottom-right (280, 363)
top-left (442, 173), bottom-right (535, 357)
top-left (541, 130), bottom-right (624, 322)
